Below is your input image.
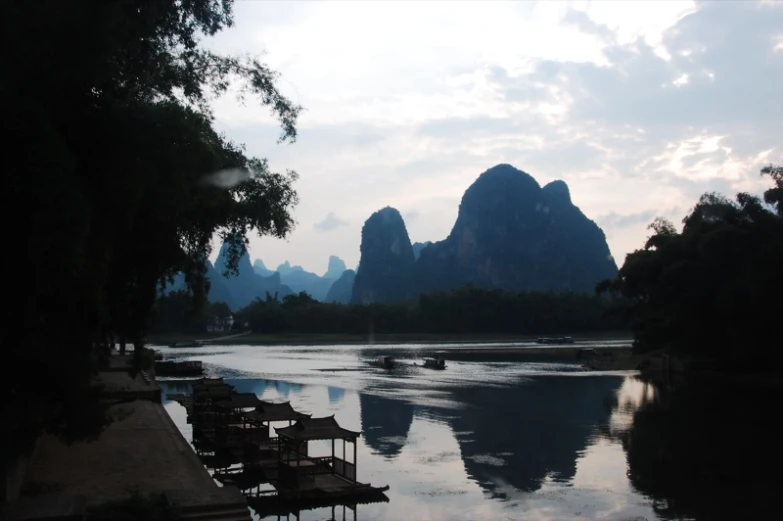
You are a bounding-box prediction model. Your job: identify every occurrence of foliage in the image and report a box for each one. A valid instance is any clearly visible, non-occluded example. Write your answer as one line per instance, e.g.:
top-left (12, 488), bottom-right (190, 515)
top-left (150, 291), bottom-right (234, 335)
top-left (597, 165), bottom-right (783, 363)
top-left (2, 0), bottom-right (299, 467)
top-left (152, 287), bottom-right (628, 336)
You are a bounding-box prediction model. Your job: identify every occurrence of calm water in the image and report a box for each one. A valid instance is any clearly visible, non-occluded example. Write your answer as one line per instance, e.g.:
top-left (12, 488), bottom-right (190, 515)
top-left (155, 342), bottom-right (780, 521)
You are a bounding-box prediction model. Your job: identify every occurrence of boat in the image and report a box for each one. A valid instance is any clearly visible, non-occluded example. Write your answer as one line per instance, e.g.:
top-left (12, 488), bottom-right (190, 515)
top-left (422, 357), bottom-right (446, 370)
top-left (374, 356), bottom-right (396, 369)
top-left (169, 340), bottom-right (205, 348)
top-left (536, 336), bottom-right (574, 345)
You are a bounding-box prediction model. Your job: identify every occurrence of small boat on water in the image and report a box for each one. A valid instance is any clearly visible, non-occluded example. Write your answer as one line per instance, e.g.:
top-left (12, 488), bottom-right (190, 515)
top-left (422, 357), bottom-right (446, 370)
top-left (374, 356), bottom-right (396, 369)
top-left (536, 336), bottom-right (574, 345)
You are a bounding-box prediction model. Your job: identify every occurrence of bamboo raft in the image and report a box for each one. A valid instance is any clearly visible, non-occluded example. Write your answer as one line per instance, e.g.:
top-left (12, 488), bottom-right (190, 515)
top-left (169, 377), bottom-right (391, 510)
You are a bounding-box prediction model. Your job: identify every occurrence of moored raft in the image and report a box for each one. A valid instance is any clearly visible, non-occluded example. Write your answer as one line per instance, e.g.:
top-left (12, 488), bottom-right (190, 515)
top-left (180, 379), bottom-right (389, 509)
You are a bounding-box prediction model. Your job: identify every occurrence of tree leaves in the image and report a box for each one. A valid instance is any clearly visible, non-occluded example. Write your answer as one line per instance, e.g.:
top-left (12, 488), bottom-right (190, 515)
top-left (597, 166), bottom-right (783, 359)
top-left (2, 0), bottom-right (300, 459)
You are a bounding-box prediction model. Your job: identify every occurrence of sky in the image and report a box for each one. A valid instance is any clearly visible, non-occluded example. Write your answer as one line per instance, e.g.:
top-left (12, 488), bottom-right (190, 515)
top-left (205, 0), bottom-right (783, 276)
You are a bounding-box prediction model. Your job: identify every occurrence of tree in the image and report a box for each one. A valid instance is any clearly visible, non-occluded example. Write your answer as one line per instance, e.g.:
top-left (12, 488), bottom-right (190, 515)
top-left (2, 0), bottom-right (301, 468)
top-left (597, 165), bottom-right (783, 365)
top-left (761, 164), bottom-right (783, 216)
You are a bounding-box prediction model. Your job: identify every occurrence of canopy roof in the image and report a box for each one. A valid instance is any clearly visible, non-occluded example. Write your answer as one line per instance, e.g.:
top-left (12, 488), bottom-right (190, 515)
top-left (241, 401), bottom-right (311, 423)
top-left (275, 415), bottom-right (361, 441)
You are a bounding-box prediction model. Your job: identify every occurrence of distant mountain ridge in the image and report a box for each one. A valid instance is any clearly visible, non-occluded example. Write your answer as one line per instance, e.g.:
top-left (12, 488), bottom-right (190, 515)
top-left (164, 247), bottom-right (350, 310)
top-left (211, 243), bottom-right (293, 309)
top-left (164, 164), bottom-right (617, 308)
top-left (251, 255), bottom-right (350, 302)
top-left (162, 246), bottom-right (294, 311)
top-left (352, 164), bottom-right (618, 303)
top-left (325, 269), bottom-right (356, 304)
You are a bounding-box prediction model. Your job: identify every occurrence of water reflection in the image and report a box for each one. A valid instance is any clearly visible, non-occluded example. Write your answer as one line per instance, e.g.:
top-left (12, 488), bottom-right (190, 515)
top-left (359, 394), bottom-right (414, 459)
top-left (620, 374), bottom-right (783, 521)
top-left (227, 378), bottom-right (306, 402)
top-left (328, 386), bottom-right (345, 405)
top-left (448, 375), bottom-right (624, 497)
top-left (160, 343), bottom-right (760, 520)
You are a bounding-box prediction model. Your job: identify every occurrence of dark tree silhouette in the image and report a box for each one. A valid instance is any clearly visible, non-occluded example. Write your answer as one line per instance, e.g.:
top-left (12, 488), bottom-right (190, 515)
top-left (2, 0), bottom-right (300, 467)
top-left (597, 165), bottom-right (783, 368)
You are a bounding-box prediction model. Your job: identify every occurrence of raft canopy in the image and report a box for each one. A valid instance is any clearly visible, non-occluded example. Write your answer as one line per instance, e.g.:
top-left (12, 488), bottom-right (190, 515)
top-left (275, 415), bottom-right (361, 441)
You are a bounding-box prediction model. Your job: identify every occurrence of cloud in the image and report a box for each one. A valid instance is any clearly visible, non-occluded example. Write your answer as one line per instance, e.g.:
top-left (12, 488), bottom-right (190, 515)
top-left (313, 212), bottom-right (349, 232)
top-left (404, 210), bottom-right (419, 222)
top-left (201, 1), bottom-right (782, 275)
top-left (596, 210), bottom-right (657, 230)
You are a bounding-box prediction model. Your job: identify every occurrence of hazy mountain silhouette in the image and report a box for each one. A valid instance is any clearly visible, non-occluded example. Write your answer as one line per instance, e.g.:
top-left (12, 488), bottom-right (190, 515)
top-left (247, 256), bottom-right (348, 301)
top-left (324, 255), bottom-right (347, 279)
top-left (252, 258), bottom-right (275, 277)
top-left (325, 269), bottom-right (356, 304)
top-left (213, 243), bottom-right (292, 309)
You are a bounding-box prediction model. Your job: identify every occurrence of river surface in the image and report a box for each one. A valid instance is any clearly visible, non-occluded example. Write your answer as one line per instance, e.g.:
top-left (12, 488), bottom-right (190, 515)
top-left (154, 341), bottom-right (779, 521)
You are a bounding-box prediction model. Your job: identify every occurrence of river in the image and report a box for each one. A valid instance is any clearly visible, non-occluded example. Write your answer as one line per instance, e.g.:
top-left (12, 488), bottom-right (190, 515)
top-left (154, 342), bottom-right (779, 521)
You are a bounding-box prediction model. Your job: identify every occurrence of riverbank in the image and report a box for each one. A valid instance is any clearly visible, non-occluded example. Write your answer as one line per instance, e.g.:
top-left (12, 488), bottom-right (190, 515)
top-left (5, 353), bottom-right (250, 521)
top-left (434, 344), bottom-right (632, 356)
top-left (147, 330), bottom-right (632, 346)
top-left (22, 401), bottom-right (216, 507)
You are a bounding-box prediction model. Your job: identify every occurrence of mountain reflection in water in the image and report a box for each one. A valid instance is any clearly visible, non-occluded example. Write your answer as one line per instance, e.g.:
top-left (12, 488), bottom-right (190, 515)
top-left (157, 343), bottom-right (779, 520)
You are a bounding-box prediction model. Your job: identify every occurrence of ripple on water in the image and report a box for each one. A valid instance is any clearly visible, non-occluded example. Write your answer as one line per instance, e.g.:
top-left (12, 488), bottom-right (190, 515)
top-left (465, 454), bottom-right (509, 466)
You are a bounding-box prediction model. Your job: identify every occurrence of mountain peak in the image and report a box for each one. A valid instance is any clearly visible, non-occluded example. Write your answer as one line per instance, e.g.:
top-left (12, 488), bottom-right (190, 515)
top-left (352, 206), bottom-right (415, 304)
top-left (252, 258), bottom-right (274, 277)
top-left (413, 164), bottom-right (617, 295)
top-left (543, 179), bottom-right (572, 204)
top-left (324, 255), bottom-right (347, 279)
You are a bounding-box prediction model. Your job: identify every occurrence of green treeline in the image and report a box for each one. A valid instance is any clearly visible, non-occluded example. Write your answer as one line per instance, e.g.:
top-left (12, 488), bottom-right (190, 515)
top-left (599, 165), bottom-right (783, 367)
top-left (152, 287), bottom-right (627, 335)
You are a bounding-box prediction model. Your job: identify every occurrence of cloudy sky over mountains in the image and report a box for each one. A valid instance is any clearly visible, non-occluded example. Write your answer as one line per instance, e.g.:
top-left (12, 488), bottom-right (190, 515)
top-left (206, 0), bottom-right (782, 274)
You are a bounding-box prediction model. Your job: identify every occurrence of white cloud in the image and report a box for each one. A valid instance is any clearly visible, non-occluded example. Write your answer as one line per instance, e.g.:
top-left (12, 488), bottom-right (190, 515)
top-left (202, 1), bottom-right (782, 274)
top-left (313, 212), bottom-right (349, 232)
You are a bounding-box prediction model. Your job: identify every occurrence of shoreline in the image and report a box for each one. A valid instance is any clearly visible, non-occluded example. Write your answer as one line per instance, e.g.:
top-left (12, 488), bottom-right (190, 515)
top-left (147, 330), bottom-right (633, 347)
top-left (10, 353), bottom-right (251, 519)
